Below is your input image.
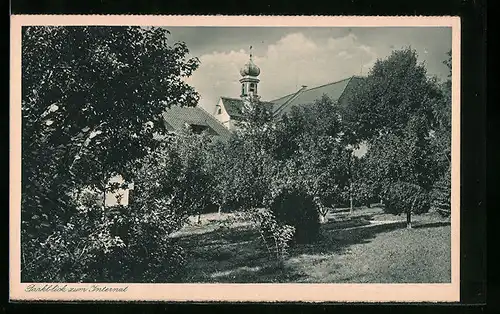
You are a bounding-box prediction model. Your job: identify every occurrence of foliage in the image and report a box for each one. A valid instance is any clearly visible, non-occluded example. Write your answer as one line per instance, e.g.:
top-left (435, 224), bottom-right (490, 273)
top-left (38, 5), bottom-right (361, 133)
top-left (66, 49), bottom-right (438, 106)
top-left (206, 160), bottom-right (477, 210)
top-left (427, 50), bottom-right (452, 217)
top-left (205, 98), bottom-right (277, 212)
top-left (268, 188), bottom-right (321, 244)
top-left (99, 134), bottom-right (213, 282)
top-left (341, 48), bottom-right (452, 215)
top-left (271, 96), bottom-right (352, 212)
top-left (350, 156), bottom-right (378, 207)
top-left (340, 47), bottom-right (442, 144)
top-left (205, 135), bottom-right (276, 212)
top-left (365, 115), bottom-right (438, 196)
top-left (209, 96), bottom-right (350, 241)
top-left (250, 209), bottom-right (295, 260)
top-left (429, 50), bottom-right (452, 194)
top-left (384, 182), bottom-right (430, 215)
top-left (21, 189), bottom-right (126, 282)
top-left (430, 170), bottom-right (451, 217)
top-left (21, 26), bottom-right (200, 282)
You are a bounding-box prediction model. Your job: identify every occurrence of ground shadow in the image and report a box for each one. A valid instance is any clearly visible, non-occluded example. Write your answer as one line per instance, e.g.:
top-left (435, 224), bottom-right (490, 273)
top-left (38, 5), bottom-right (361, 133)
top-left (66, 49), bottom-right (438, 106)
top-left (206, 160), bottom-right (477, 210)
top-left (413, 221), bottom-right (451, 229)
top-left (288, 219), bottom-right (407, 258)
top-left (171, 212), bottom-right (421, 283)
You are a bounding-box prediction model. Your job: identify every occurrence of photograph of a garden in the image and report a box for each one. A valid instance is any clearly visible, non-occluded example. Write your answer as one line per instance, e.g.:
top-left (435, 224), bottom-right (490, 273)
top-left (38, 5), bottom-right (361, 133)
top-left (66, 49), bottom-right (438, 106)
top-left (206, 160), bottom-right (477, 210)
top-left (21, 25), bottom-right (453, 284)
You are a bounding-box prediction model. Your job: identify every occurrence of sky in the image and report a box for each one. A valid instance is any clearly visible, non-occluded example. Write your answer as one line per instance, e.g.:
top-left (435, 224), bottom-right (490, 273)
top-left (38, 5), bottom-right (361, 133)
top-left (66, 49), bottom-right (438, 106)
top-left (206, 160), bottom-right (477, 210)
top-left (165, 27), bottom-right (452, 111)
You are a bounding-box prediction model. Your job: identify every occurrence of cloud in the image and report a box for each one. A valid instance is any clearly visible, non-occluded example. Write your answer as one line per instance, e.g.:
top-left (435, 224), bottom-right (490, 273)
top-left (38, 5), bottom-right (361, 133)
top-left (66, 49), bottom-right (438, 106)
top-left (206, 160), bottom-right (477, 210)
top-left (186, 32), bottom-right (379, 111)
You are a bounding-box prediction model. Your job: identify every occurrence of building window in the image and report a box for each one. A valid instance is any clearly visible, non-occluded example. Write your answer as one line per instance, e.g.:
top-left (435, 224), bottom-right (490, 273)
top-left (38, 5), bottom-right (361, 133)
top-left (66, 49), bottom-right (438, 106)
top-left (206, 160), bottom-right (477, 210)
top-left (241, 84), bottom-right (245, 95)
top-left (249, 83), bottom-right (255, 93)
top-left (216, 106), bottom-right (222, 115)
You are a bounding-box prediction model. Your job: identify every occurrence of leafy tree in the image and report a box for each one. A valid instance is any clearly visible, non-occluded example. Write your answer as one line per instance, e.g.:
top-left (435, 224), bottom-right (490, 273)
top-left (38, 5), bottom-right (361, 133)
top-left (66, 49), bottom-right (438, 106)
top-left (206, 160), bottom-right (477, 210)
top-left (105, 133), bottom-right (213, 282)
top-left (340, 47), bottom-right (442, 144)
top-left (363, 116), bottom-right (437, 227)
top-left (384, 182), bottom-right (430, 229)
top-left (21, 26), bottom-right (200, 281)
top-left (204, 98), bottom-right (278, 214)
top-left (339, 48), bottom-right (449, 227)
top-left (429, 50), bottom-right (452, 216)
top-left (211, 96), bottom-right (351, 244)
top-left (350, 155), bottom-right (377, 208)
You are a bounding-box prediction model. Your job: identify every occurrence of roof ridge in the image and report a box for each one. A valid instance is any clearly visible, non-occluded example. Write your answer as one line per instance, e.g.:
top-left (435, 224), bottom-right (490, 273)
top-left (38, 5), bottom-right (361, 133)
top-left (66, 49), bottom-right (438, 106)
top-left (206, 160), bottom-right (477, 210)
top-left (303, 76), bottom-right (354, 93)
top-left (273, 86), bottom-right (307, 116)
top-left (221, 96), bottom-right (274, 105)
top-left (269, 76), bottom-right (358, 103)
top-left (270, 92), bottom-right (296, 103)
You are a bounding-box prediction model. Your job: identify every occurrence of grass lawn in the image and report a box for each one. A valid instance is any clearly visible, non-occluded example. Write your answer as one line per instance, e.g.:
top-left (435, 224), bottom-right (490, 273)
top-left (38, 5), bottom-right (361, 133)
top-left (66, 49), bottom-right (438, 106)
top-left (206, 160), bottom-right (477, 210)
top-left (171, 207), bottom-right (451, 283)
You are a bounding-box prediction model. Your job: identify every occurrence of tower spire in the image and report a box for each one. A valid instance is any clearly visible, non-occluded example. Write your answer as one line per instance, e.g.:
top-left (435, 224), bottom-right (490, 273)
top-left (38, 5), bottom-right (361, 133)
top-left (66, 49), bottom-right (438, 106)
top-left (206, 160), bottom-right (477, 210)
top-left (239, 45), bottom-right (260, 100)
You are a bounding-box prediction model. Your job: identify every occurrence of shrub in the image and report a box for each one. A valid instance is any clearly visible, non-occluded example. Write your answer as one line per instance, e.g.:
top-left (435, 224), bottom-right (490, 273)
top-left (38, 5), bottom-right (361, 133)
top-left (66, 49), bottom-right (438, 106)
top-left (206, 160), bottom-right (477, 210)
top-left (21, 189), bottom-right (127, 282)
top-left (269, 188), bottom-right (320, 244)
top-left (383, 182), bottom-right (430, 215)
top-left (100, 200), bottom-right (188, 282)
top-left (251, 209), bottom-right (295, 260)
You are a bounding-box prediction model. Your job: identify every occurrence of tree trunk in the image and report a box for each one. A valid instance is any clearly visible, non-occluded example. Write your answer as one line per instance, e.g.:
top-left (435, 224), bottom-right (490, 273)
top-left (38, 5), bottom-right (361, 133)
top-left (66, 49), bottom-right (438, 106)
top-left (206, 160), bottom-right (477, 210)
top-left (314, 196), bottom-right (328, 224)
top-left (407, 195), bottom-right (418, 229)
top-left (406, 211), bottom-right (412, 229)
top-left (349, 182), bottom-right (354, 214)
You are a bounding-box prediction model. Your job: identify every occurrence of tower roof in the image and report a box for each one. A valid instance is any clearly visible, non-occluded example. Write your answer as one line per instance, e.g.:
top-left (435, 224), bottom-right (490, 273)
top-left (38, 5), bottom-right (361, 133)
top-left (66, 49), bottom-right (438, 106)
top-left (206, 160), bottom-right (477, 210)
top-left (240, 58), bottom-right (261, 77)
top-left (240, 47), bottom-right (260, 77)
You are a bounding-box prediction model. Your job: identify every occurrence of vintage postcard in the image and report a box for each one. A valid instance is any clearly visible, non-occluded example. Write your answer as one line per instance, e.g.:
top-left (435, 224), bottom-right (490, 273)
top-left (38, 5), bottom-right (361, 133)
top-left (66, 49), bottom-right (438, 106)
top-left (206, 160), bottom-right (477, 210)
top-left (10, 15), bottom-right (460, 302)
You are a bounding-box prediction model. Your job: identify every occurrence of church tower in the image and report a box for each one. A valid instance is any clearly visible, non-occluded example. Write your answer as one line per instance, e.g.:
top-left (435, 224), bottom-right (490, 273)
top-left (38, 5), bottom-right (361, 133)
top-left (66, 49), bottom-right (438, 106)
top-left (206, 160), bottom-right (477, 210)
top-left (239, 46), bottom-right (261, 101)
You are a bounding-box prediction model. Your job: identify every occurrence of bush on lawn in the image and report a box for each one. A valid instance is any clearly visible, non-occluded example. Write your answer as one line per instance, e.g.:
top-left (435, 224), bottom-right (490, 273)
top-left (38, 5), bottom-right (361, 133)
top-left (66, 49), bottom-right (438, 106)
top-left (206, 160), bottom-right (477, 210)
top-left (251, 208), bottom-right (295, 260)
top-left (269, 188), bottom-right (321, 244)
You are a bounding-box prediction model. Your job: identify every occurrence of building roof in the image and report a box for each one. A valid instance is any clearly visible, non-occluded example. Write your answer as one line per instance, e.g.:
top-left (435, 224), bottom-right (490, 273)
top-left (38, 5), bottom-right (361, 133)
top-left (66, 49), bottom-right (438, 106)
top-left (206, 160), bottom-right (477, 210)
top-left (219, 76), bottom-right (365, 120)
top-left (271, 76), bottom-right (365, 117)
top-left (220, 97), bottom-right (275, 118)
top-left (162, 105), bottom-right (232, 140)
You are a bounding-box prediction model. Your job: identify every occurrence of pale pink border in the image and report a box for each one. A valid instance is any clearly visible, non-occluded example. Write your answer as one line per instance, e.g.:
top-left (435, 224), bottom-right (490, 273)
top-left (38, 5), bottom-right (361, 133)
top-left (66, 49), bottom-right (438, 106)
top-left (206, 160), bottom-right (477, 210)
top-left (9, 15), bottom-right (461, 302)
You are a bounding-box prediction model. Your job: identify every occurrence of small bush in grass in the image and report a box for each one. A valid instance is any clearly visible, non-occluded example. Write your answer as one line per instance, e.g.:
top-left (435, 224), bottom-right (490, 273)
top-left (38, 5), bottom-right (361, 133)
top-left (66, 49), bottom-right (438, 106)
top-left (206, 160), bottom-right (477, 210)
top-left (251, 209), bottom-right (295, 260)
top-left (269, 188), bottom-right (321, 244)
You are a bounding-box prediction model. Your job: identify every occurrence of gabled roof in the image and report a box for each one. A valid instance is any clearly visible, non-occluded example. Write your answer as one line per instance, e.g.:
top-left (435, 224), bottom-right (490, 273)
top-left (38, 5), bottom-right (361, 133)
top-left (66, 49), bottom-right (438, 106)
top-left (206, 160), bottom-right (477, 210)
top-left (204, 76), bottom-right (364, 127)
top-left (271, 76), bottom-right (365, 117)
top-left (220, 97), bottom-right (276, 118)
top-left (162, 105), bottom-right (232, 140)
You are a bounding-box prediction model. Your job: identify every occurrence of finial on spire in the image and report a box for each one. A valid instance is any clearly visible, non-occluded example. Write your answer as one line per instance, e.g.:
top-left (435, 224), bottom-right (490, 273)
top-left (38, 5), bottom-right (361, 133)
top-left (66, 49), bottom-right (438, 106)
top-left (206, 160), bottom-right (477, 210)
top-left (249, 45), bottom-right (253, 60)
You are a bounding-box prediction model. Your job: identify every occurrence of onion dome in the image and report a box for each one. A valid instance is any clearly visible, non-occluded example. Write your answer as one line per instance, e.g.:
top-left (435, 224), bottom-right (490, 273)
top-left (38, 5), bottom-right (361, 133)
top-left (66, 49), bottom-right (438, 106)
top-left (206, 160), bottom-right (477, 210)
top-left (240, 58), bottom-right (261, 77)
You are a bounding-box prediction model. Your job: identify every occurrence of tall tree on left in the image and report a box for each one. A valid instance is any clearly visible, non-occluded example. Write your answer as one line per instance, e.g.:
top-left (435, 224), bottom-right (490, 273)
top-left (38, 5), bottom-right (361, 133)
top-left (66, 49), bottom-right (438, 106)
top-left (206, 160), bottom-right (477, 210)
top-left (21, 26), bottom-right (200, 282)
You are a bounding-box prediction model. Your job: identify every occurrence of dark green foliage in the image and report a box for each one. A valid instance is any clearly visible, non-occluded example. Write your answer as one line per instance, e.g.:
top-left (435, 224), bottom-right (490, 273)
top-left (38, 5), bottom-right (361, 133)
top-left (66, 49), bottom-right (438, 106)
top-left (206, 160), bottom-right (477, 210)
top-left (350, 156), bottom-right (377, 207)
top-left (340, 47), bottom-right (441, 143)
top-left (251, 209), bottom-right (295, 260)
top-left (21, 34), bottom-right (454, 282)
top-left (209, 97), bottom-right (348, 243)
top-left (21, 26), bottom-right (200, 282)
top-left (430, 170), bottom-right (451, 217)
top-left (269, 189), bottom-right (320, 244)
top-left (384, 182), bottom-right (430, 215)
